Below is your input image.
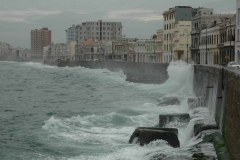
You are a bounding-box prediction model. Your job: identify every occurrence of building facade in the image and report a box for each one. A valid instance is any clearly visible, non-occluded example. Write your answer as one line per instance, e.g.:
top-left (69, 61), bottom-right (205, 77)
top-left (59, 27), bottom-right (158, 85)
top-left (68, 20), bottom-right (122, 44)
top-left (236, 0), bottom-right (240, 63)
top-left (82, 38), bottom-right (106, 61)
top-left (43, 43), bottom-right (69, 61)
top-left (199, 16), bottom-right (236, 65)
top-left (191, 7), bottom-right (235, 64)
top-left (65, 25), bottom-right (77, 44)
top-left (0, 42), bottom-right (10, 60)
top-left (155, 30), bottom-right (164, 63)
top-left (31, 28), bottom-right (52, 60)
top-left (162, 6), bottom-right (197, 63)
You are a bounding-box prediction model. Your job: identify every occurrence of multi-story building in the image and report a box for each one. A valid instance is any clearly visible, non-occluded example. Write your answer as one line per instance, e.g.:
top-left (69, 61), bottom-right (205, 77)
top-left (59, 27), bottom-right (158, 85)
top-left (236, 0), bottom-right (240, 63)
top-left (190, 7), bottom-right (234, 64)
top-left (127, 41), bottom-right (137, 62)
top-left (199, 25), bottom-right (220, 65)
top-left (113, 39), bottom-right (128, 61)
top-left (65, 25), bottom-right (77, 44)
top-left (199, 16), bottom-right (236, 65)
top-left (69, 41), bottom-right (77, 61)
top-left (155, 30), bottom-right (164, 63)
top-left (219, 18), bottom-right (236, 63)
top-left (23, 49), bottom-right (31, 61)
top-left (31, 27), bottom-right (52, 60)
top-left (82, 38), bottom-right (106, 61)
top-left (43, 43), bottom-right (69, 61)
top-left (0, 42), bottom-right (10, 60)
top-left (162, 6), bottom-right (198, 63)
top-left (15, 48), bottom-right (31, 61)
top-left (68, 20), bottom-right (122, 44)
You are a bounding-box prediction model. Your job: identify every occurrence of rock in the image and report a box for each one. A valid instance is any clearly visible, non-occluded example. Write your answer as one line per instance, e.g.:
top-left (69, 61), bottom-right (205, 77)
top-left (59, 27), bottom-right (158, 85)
top-left (158, 97), bottom-right (180, 106)
top-left (192, 153), bottom-right (205, 158)
top-left (159, 113), bottom-right (190, 127)
top-left (194, 124), bottom-right (219, 136)
top-left (188, 98), bottom-right (198, 109)
top-left (136, 127), bottom-right (178, 136)
top-left (129, 127), bottom-right (180, 148)
top-left (188, 97), bottom-right (205, 109)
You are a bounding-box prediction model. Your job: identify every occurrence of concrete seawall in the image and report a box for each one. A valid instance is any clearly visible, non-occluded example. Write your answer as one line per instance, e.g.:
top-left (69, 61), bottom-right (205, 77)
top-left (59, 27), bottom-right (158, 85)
top-left (44, 61), bottom-right (169, 84)
top-left (194, 65), bottom-right (240, 160)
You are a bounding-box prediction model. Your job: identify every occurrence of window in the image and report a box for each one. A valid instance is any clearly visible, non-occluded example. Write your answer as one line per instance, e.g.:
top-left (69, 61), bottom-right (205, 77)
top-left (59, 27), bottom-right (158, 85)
top-left (238, 9), bottom-right (240, 25)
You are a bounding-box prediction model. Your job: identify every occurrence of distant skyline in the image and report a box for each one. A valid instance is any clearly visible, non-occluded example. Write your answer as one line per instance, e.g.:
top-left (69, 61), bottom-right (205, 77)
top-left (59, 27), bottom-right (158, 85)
top-left (0, 0), bottom-right (236, 48)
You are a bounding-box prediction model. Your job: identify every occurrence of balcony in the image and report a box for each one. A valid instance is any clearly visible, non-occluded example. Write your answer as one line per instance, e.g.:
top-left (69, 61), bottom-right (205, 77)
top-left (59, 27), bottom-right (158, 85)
top-left (224, 41), bottom-right (235, 47)
top-left (190, 29), bottom-right (200, 35)
top-left (217, 43), bottom-right (224, 48)
top-left (189, 45), bottom-right (198, 50)
top-left (173, 38), bottom-right (179, 42)
top-left (155, 39), bottom-right (163, 43)
top-left (174, 47), bottom-right (185, 51)
top-left (174, 28), bottom-right (180, 32)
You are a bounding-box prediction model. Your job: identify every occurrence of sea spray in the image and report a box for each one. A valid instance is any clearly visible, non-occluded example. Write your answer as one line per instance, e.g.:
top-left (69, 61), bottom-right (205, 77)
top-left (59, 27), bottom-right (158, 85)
top-left (0, 61), bottom-right (217, 160)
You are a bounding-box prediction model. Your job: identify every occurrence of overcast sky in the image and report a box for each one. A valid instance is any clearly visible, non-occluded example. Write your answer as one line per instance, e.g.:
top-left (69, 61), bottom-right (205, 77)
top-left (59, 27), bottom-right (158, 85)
top-left (0, 0), bottom-right (236, 48)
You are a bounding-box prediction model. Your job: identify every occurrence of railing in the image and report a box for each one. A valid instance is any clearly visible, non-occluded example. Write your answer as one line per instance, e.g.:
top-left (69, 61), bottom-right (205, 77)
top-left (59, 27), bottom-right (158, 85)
top-left (191, 29), bottom-right (200, 34)
top-left (224, 41), bottom-right (235, 47)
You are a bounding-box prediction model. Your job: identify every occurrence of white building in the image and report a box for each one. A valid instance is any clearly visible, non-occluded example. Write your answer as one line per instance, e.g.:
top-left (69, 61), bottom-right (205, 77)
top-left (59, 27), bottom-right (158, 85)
top-left (65, 25), bottom-right (77, 44)
top-left (71, 20), bottom-right (122, 43)
top-left (43, 43), bottom-right (70, 61)
top-left (0, 42), bottom-right (10, 60)
top-left (162, 6), bottom-right (197, 63)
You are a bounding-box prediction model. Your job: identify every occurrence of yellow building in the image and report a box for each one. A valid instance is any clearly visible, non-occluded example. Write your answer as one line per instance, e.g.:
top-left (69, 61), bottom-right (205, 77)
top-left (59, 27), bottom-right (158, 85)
top-left (162, 6), bottom-right (196, 63)
top-left (173, 21), bottom-right (192, 62)
top-left (69, 41), bottom-right (76, 61)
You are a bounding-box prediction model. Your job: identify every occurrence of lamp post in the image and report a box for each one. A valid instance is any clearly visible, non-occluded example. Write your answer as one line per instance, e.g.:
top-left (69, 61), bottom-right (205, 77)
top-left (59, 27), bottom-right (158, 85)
top-left (138, 43), bottom-right (139, 62)
top-left (91, 46), bottom-right (94, 61)
top-left (202, 23), bottom-right (208, 65)
top-left (112, 40), bottom-right (114, 61)
top-left (154, 42), bottom-right (156, 63)
top-left (184, 29), bottom-right (189, 63)
top-left (170, 34), bottom-right (173, 62)
top-left (225, 17), bottom-right (232, 61)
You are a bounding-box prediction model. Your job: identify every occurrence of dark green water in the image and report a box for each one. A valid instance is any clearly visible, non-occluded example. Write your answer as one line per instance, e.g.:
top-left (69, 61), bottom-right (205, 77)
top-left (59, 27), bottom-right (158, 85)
top-left (0, 61), bottom-right (215, 160)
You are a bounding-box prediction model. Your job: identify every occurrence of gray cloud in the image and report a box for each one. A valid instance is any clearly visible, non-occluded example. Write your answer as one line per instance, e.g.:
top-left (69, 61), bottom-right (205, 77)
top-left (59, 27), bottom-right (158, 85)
top-left (104, 9), bottom-right (163, 21)
top-left (0, 0), bottom-right (236, 48)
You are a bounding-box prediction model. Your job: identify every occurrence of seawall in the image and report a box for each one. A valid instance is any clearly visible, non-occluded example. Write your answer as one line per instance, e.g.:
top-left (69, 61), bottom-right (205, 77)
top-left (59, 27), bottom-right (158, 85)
top-left (44, 61), bottom-right (169, 84)
top-left (194, 65), bottom-right (240, 160)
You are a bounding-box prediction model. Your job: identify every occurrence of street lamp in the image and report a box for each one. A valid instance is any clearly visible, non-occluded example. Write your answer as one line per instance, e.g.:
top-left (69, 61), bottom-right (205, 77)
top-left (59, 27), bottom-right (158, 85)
top-left (91, 46), bottom-right (94, 61)
top-left (202, 23), bottom-right (208, 65)
top-left (184, 29), bottom-right (189, 63)
top-left (138, 43), bottom-right (140, 62)
top-left (154, 42), bottom-right (156, 63)
top-left (169, 33), bottom-right (173, 62)
top-left (225, 17), bottom-right (232, 61)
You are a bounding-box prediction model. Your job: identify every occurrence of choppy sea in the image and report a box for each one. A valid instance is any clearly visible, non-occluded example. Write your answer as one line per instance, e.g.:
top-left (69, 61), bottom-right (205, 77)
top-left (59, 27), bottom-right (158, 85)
top-left (0, 61), bottom-right (216, 160)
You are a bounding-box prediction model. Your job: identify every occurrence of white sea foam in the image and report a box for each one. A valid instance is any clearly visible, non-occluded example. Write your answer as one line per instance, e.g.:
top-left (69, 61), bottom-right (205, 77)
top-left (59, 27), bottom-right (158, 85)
top-left (38, 61), bottom-right (217, 159)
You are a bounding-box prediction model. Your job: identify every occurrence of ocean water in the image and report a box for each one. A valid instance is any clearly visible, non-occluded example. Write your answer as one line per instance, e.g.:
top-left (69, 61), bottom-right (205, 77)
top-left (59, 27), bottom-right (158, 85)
top-left (0, 61), bottom-right (213, 160)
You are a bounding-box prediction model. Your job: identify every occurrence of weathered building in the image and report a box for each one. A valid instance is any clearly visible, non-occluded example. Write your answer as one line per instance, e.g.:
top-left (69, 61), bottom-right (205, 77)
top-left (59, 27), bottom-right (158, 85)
top-left (43, 43), bottom-right (69, 61)
top-left (31, 28), bottom-right (52, 60)
top-left (65, 25), bottom-right (77, 44)
top-left (0, 42), bottom-right (10, 60)
top-left (190, 7), bottom-right (234, 64)
top-left (155, 30), bottom-right (164, 63)
top-left (235, 0), bottom-right (240, 63)
top-left (68, 20), bottom-right (122, 44)
top-left (199, 15), bottom-right (236, 65)
top-left (162, 6), bottom-right (197, 63)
